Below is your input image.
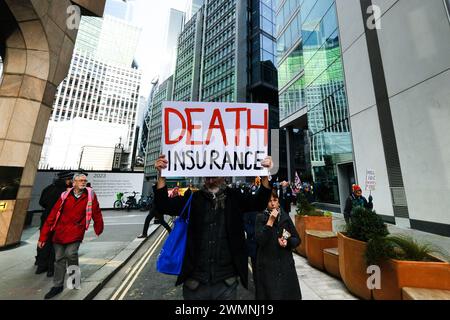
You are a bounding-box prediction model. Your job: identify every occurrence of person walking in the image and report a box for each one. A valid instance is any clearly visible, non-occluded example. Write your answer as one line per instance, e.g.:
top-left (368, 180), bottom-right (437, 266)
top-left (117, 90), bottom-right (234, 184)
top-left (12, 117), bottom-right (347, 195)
top-left (137, 192), bottom-right (172, 238)
top-left (153, 154), bottom-right (274, 300)
top-left (278, 180), bottom-right (295, 214)
top-left (255, 190), bottom-right (302, 300)
top-left (35, 171), bottom-right (73, 276)
top-left (38, 173), bottom-right (104, 299)
top-left (343, 184), bottom-right (374, 224)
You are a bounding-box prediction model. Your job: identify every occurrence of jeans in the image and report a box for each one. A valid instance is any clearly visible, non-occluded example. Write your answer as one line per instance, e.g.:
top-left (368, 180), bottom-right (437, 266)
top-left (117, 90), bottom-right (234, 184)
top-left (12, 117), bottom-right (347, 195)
top-left (53, 242), bottom-right (81, 288)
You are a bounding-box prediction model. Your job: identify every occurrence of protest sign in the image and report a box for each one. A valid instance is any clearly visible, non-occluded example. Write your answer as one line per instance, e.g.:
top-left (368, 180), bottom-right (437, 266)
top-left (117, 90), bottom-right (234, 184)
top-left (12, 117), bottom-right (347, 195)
top-left (161, 101), bottom-right (269, 177)
top-left (365, 169), bottom-right (376, 191)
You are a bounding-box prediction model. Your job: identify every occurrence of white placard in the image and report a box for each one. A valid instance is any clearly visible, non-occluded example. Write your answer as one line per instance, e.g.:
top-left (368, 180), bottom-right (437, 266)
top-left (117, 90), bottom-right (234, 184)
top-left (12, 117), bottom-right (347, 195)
top-left (365, 169), bottom-right (376, 191)
top-left (161, 101), bottom-right (269, 177)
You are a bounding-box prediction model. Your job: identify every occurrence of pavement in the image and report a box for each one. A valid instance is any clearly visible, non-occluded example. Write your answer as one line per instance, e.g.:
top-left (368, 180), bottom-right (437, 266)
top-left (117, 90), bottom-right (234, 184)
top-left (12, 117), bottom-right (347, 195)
top-left (0, 204), bottom-right (448, 300)
top-left (0, 210), bottom-right (160, 300)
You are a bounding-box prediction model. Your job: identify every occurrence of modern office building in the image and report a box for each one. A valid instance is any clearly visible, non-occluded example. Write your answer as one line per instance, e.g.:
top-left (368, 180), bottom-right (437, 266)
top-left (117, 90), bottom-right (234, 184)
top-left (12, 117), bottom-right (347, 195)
top-left (145, 76), bottom-right (174, 181)
top-left (276, 0), bottom-right (450, 236)
top-left (186, 0), bottom-right (205, 20)
top-left (334, 0), bottom-right (450, 235)
top-left (160, 9), bottom-right (186, 83)
top-left (276, 0), bottom-right (350, 202)
top-left (40, 13), bottom-right (142, 171)
top-left (144, 0), bottom-right (282, 181)
top-left (76, 15), bottom-right (141, 68)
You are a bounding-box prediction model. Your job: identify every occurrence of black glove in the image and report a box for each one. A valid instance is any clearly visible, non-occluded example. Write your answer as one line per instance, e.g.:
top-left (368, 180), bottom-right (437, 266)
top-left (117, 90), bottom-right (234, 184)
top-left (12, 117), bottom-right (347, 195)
top-left (368, 195), bottom-right (373, 202)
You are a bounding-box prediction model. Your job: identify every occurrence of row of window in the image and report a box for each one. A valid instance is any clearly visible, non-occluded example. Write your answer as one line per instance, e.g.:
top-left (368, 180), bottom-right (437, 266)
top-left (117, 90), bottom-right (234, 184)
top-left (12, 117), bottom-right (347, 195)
top-left (205, 12), bottom-right (235, 42)
top-left (204, 57), bottom-right (235, 83)
top-left (205, 27), bottom-right (235, 55)
top-left (207, 0), bottom-right (235, 16)
top-left (206, 0), bottom-right (235, 28)
top-left (202, 73), bottom-right (234, 99)
top-left (204, 42), bottom-right (235, 69)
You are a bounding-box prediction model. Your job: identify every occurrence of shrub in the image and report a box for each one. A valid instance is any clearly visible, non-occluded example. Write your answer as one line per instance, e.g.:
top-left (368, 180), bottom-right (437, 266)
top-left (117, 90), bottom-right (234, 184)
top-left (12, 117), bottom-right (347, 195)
top-left (345, 207), bottom-right (389, 243)
top-left (296, 192), bottom-right (319, 216)
top-left (366, 234), bottom-right (450, 265)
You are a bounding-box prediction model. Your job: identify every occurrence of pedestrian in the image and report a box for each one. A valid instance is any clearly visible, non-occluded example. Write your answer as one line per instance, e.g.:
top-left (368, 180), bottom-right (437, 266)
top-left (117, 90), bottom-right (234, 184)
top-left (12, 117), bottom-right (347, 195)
top-left (35, 171), bottom-right (73, 276)
top-left (343, 184), bottom-right (374, 224)
top-left (153, 154), bottom-right (274, 300)
top-left (255, 190), bottom-right (302, 300)
top-left (243, 210), bottom-right (258, 286)
top-left (38, 173), bottom-right (104, 299)
top-left (302, 183), bottom-right (315, 204)
top-left (138, 189), bottom-right (172, 238)
top-left (278, 180), bottom-right (295, 214)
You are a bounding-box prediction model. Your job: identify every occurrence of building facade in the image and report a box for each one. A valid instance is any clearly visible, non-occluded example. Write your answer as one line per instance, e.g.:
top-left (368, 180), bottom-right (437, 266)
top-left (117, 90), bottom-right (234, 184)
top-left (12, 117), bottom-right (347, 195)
top-left (276, 0), bottom-right (352, 206)
top-left (335, 0), bottom-right (450, 235)
top-left (40, 13), bottom-right (142, 171)
top-left (144, 0), bottom-right (282, 181)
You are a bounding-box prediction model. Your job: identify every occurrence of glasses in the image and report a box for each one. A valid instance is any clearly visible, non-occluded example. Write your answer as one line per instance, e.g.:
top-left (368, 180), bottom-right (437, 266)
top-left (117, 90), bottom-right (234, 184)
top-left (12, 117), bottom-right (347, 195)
top-left (77, 179), bottom-right (88, 182)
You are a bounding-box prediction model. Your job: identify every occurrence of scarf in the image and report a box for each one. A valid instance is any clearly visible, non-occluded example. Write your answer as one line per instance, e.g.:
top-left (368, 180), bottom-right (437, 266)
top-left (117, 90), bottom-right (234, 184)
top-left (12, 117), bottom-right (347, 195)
top-left (200, 184), bottom-right (227, 210)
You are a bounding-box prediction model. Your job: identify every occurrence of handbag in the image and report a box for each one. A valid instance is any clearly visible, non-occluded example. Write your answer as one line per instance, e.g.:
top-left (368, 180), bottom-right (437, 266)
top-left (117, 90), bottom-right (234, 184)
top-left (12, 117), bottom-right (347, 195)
top-left (156, 193), bottom-right (193, 275)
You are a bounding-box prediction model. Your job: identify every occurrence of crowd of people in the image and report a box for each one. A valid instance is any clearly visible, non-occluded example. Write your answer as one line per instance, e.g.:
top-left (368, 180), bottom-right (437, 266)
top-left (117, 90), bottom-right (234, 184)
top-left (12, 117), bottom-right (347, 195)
top-left (34, 158), bottom-right (373, 301)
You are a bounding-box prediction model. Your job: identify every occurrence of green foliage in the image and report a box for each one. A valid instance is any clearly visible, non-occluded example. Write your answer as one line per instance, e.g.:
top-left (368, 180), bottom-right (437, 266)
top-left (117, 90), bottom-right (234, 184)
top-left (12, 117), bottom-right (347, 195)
top-left (345, 207), bottom-right (389, 242)
top-left (323, 211), bottom-right (333, 217)
top-left (366, 234), bottom-right (450, 265)
top-left (296, 192), bottom-right (319, 216)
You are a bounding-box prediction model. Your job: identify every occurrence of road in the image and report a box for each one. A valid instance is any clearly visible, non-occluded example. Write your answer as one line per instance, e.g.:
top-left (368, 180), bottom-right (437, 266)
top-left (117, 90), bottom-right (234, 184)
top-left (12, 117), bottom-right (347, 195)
top-left (95, 224), bottom-right (256, 300)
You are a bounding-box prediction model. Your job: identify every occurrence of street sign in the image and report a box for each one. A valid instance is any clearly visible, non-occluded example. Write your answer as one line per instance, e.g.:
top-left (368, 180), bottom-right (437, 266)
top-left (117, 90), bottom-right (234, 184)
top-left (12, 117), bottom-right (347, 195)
top-left (161, 101), bottom-right (269, 177)
top-left (365, 169), bottom-right (376, 191)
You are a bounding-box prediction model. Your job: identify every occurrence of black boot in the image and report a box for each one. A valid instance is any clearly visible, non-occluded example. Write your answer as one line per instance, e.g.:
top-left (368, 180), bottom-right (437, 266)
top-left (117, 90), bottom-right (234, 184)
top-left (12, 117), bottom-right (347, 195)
top-left (44, 286), bottom-right (63, 299)
top-left (137, 234), bottom-right (147, 239)
top-left (35, 266), bottom-right (48, 274)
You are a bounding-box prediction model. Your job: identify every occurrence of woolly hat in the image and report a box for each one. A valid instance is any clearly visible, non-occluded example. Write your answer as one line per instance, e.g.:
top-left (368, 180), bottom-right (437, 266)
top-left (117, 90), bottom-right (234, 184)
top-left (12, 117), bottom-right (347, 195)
top-left (352, 184), bottom-right (362, 192)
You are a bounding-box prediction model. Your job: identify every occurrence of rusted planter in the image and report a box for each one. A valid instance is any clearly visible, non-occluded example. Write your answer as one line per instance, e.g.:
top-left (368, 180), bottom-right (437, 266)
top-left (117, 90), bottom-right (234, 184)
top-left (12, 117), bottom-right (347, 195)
top-left (305, 230), bottom-right (338, 270)
top-left (295, 215), bottom-right (333, 257)
top-left (324, 248), bottom-right (341, 279)
top-left (338, 232), bottom-right (372, 300)
top-left (373, 258), bottom-right (450, 300)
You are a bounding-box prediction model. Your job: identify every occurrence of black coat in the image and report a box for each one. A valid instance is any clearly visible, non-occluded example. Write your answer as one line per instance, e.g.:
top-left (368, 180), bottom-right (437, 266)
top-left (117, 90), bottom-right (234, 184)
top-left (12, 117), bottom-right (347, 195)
top-left (154, 184), bottom-right (272, 288)
top-left (278, 186), bottom-right (295, 213)
top-left (38, 180), bottom-right (67, 228)
top-left (255, 208), bottom-right (302, 300)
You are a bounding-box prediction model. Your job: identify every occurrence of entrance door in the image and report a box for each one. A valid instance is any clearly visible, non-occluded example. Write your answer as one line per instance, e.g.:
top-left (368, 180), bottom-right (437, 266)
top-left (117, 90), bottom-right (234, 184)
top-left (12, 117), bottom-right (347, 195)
top-left (337, 162), bottom-right (355, 214)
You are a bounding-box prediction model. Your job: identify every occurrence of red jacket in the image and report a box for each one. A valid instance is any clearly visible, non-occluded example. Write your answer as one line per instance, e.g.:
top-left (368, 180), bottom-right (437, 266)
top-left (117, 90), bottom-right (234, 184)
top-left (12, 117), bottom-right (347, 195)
top-left (39, 189), bottom-right (104, 244)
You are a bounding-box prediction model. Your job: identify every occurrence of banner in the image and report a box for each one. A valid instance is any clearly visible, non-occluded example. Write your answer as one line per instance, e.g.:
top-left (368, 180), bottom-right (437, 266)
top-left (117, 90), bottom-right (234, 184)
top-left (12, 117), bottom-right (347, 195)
top-left (161, 101), bottom-right (269, 177)
top-left (365, 169), bottom-right (376, 191)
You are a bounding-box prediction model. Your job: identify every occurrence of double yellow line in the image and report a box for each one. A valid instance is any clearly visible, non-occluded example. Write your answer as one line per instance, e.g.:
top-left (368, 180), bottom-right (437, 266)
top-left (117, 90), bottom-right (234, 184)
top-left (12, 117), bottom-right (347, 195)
top-left (110, 224), bottom-right (172, 300)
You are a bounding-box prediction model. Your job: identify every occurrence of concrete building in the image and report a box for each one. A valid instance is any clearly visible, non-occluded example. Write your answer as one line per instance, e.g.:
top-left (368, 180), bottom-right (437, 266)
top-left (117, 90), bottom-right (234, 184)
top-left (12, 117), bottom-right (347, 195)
top-left (0, 0), bottom-right (106, 249)
top-left (334, 0), bottom-right (450, 235)
top-left (276, 0), bottom-right (450, 236)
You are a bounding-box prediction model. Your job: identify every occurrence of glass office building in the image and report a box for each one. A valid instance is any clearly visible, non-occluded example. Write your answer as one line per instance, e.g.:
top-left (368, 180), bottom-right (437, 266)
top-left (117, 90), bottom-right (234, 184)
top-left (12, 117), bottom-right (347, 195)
top-left (276, 0), bottom-right (352, 204)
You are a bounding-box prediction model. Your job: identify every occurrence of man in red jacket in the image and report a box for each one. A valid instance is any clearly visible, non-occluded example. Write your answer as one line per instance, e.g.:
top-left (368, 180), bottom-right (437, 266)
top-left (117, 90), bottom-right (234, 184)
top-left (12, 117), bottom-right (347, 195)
top-left (38, 173), bottom-right (104, 299)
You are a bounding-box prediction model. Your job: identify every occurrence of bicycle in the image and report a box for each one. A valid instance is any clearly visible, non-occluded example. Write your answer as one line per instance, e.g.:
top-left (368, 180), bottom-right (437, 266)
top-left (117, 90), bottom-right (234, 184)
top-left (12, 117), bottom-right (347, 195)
top-left (138, 193), bottom-right (154, 211)
top-left (114, 191), bottom-right (140, 211)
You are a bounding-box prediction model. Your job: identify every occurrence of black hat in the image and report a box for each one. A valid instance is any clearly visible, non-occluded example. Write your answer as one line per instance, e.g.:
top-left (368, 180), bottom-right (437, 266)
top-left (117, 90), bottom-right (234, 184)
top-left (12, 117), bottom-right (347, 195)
top-left (57, 171), bottom-right (74, 180)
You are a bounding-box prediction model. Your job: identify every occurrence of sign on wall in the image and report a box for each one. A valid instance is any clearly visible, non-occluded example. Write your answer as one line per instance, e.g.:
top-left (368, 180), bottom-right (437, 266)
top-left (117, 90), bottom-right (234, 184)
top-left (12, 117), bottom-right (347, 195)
top-left (30, 171), bottom-right (144, 210)
top-left (161, 101), bottom-right (269, 177)
top-left (365, 169), bottom-right (376, 191)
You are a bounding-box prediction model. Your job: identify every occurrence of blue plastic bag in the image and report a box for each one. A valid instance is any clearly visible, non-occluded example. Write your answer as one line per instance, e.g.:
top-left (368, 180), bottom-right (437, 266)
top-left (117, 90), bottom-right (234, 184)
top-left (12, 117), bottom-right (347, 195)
top-left (156, 193), bottom-right (193, 275)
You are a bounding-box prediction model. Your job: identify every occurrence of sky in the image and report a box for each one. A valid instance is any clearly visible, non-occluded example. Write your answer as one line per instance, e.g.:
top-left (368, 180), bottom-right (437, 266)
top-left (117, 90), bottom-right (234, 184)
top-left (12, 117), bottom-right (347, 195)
top-left (121, 0), bottom-right (188, 98)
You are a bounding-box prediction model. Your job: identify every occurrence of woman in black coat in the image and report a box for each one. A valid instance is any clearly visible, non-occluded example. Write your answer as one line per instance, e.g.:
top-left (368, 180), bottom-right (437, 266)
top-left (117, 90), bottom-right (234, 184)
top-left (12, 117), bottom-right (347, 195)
top-left (255, 190), bottom-right (302, 300)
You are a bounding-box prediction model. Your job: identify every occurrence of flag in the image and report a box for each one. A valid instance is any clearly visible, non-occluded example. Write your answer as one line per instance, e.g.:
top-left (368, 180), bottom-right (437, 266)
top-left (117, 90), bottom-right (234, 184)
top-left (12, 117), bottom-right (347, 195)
top-left (295, 171), bottom-right (302, 190)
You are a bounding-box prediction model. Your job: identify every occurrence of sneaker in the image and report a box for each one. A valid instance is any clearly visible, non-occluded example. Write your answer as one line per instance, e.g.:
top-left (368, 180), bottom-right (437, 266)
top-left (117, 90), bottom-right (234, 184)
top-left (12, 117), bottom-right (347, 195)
top-left (35, 266), bottom-right (48, 275)
top-left (44, 286), bottom-right (63, 300)
top-left (137, 234), bottom-right (147, 239)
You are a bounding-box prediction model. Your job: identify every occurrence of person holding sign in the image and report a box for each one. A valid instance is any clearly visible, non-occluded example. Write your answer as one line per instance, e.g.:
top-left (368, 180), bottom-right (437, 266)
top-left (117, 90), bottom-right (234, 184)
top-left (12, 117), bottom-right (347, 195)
top-left (153, 154), bottom-right (274, 300)
top-left (343, 184), bottom-right (374, 224)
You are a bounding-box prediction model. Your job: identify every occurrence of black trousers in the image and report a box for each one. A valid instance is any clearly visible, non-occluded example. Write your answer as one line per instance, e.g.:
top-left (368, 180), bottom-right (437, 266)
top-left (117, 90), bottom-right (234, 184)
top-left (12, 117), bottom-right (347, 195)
top-left (35, 241), bottom-right (55, 271)
top-left (182, 278), bottom-right (239, 300)
top-left (142, 207), bottom-right (172, 235)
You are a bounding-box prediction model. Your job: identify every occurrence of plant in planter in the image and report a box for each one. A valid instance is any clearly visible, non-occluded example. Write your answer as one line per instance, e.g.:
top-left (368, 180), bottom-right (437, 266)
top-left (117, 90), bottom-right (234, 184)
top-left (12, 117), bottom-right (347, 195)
top-left (294, 192), bottom-right (333, 256)
top-left (366, 234), bottom-right (450, 300)
top-left (338, 206), bottom-right (389, 300)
